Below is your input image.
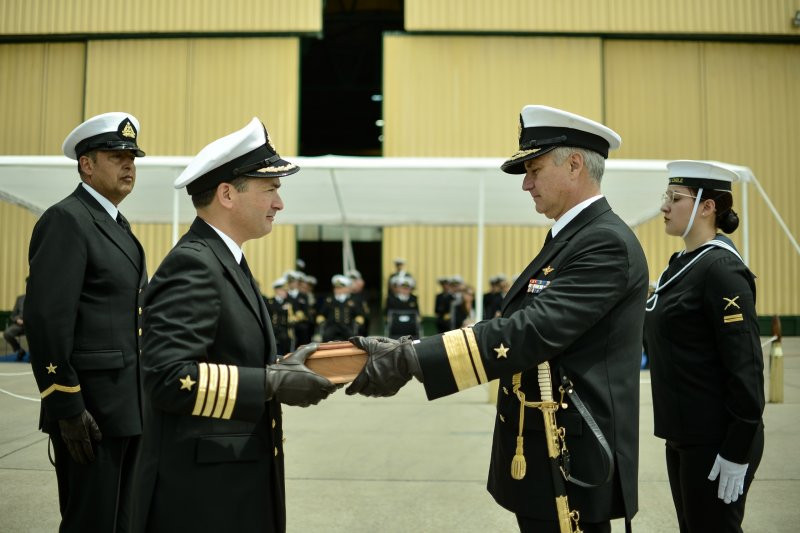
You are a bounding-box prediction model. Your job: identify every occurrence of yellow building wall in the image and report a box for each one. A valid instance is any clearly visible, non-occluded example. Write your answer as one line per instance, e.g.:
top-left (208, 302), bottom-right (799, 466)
top-left (406, 0), bottom-right (800, 35)
top-left (0, 201), bottom-right (38, 307)
top-left (85, 37), bottom-right (300, 156)
top-left (384, 35), bottom-right (603, 157)
top-left (1, 0), bottom-right (322, 35)
top-left (0, 42), bottom-right (85, 155)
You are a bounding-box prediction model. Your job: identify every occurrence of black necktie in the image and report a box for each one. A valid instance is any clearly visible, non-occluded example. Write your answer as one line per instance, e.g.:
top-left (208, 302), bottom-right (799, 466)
top-left (116, 212), bottom-right (132, 234)
top-left (239, 254), bottom-right (253, 279)
top-left (544, 229), bottom-right (553, 245)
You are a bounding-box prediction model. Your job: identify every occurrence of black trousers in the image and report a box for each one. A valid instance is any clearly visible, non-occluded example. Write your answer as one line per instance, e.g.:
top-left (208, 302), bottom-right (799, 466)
top-left (52, 433), bottom-right (138, 533)
top-left (516, 514), bottom-right (610, 533)
top-left (665, 432), bottom-right (764, 533)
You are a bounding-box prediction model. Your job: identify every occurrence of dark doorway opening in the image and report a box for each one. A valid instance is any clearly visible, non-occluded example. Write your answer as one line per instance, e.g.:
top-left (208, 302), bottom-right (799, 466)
top-left (297, 238), bottom-right (383, 335)
top-left (299, 0), bottom-right (404, 156)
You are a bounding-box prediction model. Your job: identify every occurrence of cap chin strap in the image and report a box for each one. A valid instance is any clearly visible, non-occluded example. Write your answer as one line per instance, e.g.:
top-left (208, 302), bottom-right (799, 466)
top-left (681, 187), bottom-right (704, 239)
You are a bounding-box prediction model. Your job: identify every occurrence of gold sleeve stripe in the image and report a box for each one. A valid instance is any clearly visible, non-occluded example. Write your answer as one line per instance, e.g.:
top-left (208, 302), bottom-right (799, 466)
top-left (211, 364), bottom-right (230, 419)
top-left (463, 327), bottom-right (488, 384)
top-left (442, 329), bottom-right (480, 391)
top-left (724, 313), bottom-right (744, 323)
top-left (221, 365), bottom-right (239, 420)
top-left (202, 363), bottom-right (219, 417)
top-left (40, 383), bottom-right (81, 399)
top-left (191, 362), bottom-right (209, 416)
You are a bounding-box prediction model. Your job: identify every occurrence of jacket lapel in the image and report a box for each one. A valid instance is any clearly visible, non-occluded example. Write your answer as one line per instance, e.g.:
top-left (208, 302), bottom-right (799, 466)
top-left (500, 197), bottom-right (613, 315)
top-left (74, 185), bottom-right (142, 272)
top-left (189, 218), bottom-right (265, 330)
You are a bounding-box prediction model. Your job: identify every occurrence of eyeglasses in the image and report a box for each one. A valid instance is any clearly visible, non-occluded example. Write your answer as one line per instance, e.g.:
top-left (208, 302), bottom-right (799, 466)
top-left (661, 190), bottom-right (697, 204)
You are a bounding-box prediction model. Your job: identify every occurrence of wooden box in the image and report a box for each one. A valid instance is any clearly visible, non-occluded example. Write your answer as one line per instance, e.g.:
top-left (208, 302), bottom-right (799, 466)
top-left (305, 341), bottom-right (368, 384)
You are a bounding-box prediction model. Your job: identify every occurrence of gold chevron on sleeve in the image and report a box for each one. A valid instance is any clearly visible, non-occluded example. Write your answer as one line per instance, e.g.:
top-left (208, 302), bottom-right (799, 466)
top-left (221, 365), bottom-right (239, 420)
top-left (191, 362), bottom-right (209, 416)
top-left (202, 363), bottom-right (220, 417)
top-left (723, 313), bottom-right (744, 323)
top-left (442, 328), bottom-right (487, 391)
top-left (211, 365), bottom-right (230, 418)
top-left (40, 383), bottom-right (81, 399)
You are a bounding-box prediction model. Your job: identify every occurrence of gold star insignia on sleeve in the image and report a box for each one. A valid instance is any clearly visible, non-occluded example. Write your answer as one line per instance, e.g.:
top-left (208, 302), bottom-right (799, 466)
top-left (542, 266), bottom-right (554, 276)
top-left (46, 363), bottom-right (57, 374)
top-left (179, 374), bottom-right (196, 391)
top-left (494, 343), bottom-right (509, 359)
top-left (723, 296), bottom-right (740, 310)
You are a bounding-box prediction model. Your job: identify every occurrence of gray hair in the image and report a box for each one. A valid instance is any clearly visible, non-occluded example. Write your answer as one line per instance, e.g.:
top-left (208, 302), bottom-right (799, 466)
top-left (550, 146), bottom-right (605, 183)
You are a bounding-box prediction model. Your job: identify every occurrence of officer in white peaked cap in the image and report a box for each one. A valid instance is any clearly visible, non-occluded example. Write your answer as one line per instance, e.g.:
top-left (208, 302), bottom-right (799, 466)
top-left (345, 105), bottom-right (648, 533)
top-left (25, 111), bottom-right (148, 530)
top-left (132, 118), bottom-right (335, 532)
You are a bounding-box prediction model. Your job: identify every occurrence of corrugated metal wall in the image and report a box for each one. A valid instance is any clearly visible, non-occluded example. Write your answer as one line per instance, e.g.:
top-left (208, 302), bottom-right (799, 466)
top-left (0, 0), bottom-right (322, 35)
top-left (0, 201), bottom-right (37, 307)
top-left (0, 42), bottom-right (84, 154)
top-left (406, 0), bottom-right (800, 35)
top-left (85, 38), bottom-right (300, 157)
top-left (384, 35), bottom-right (603, 157)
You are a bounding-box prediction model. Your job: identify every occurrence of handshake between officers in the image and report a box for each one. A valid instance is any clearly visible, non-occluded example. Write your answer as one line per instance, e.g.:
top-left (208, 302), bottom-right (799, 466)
top-left (346, 106), bottom-right (648, 533)
top-left (130, 118), bottom-right (336, 533)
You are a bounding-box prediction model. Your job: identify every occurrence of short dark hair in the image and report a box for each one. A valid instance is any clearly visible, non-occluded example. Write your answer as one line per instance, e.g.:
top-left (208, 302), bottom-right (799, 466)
top-left (77, 150), bottom-right (98, 180)
top-left (191, 176), bottom-right (250, 208)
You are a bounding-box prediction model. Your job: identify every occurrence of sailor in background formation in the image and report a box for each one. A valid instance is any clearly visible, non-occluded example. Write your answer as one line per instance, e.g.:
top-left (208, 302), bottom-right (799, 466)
top-left (265, 277), bottom-right (295, 356)
top-left (483, 273), bottom-right (508, 319)
top-left (317, 274), bottom-right (366, 341)
top-left (385, 274), bottom-right (421, 338)
top-left (285, 270), bottom-right (313, 345)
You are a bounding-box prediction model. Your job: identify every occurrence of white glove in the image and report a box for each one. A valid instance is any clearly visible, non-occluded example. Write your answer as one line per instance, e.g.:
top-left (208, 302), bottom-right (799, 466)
top-left (707, 454), bottom-right (749, 504)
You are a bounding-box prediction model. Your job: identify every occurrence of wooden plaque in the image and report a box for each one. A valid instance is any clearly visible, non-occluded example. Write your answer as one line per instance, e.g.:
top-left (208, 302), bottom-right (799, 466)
top-left (304, 341), bottom-right (368, 384)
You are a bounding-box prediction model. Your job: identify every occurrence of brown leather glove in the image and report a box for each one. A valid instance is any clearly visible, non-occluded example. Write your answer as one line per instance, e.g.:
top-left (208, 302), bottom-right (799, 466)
top-left (266, 343), bottom-right (337, 407)
top-left (345, 336), bottom-right (423, 397)
top-left (58, 410), bottom-right (103, 465)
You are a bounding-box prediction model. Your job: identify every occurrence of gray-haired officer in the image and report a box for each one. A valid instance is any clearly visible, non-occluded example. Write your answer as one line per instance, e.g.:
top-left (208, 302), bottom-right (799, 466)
top-left (132, 118), bottom-right (335, 532)
top-left (25, 112), bottom-right (148, 531)
top-left (346, 105), bottom-right (648, 533)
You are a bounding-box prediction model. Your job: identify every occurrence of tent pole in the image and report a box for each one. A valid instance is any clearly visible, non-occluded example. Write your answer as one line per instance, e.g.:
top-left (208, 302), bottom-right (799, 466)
top-left (330, 170), bottom-right (356, 274)
top-left (172, 187), bottom-right (179, 246)
top-left (741, 181), bottom-right (750, 265)
top-left (750, 174), bottom-right (800, 256)
top-left (475, 174), bottom-right (485, 322)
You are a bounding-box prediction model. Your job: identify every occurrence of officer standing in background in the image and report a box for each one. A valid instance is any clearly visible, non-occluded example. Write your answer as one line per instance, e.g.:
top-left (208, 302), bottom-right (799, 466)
top-left (132, 118), bottom-right (336, 532)
top-left (347, 269), bottom-right (370, 335)
top-left (483, 274), bottom-right (507, 319)
top-left (385, 274), bottom-right (421, 339)
top-left (286, 270), bottom-right (313, 345)
top-left (317, 275), bottom-right (365, 341)
top-left (25, 112), bottom-right (148, 531)
top-left (347, 106), bottom-right (648, 533)
top-left (266, 277), bottom-right (294, 356)
top-left (434, 276), bottom-right (458, 333)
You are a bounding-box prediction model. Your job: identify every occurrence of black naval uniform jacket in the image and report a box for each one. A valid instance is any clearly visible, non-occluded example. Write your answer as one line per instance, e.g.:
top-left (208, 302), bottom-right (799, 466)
top-left (25, 184), bottom-right (146, 437)
top-left (318, 295), bottom-right (365, 341)
top-left (385, 293), bottom-right (420, 338)
top-left (644, 236), bottom-right (764, 463)
top-left (266, 295), bottom-right (294, 356)
top-left (133, 218), bottom-right (284, 533)
top-left (414, 198), bottom-right (648, 523)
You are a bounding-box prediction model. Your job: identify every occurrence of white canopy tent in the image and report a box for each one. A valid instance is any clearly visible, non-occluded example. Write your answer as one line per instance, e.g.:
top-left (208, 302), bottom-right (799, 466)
top-left (2, 155), bottom-right (794, 317)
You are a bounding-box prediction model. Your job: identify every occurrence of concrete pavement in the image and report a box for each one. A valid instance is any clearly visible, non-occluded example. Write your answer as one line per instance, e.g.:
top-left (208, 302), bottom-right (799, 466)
top-left (1, 338), bottom-right (798, 532)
